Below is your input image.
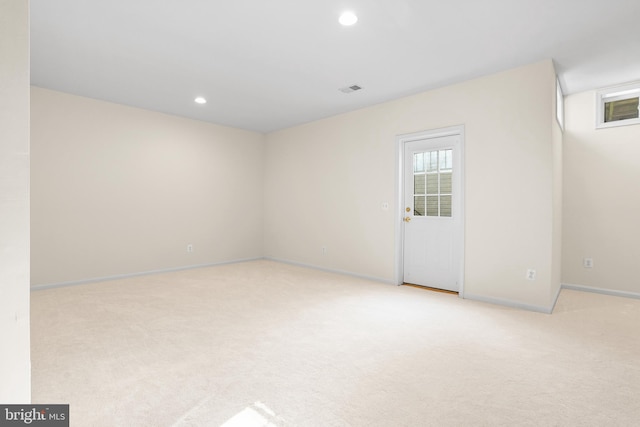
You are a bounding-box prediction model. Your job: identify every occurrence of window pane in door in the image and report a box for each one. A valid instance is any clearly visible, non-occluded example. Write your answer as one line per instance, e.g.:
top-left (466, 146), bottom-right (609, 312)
top-left (414, 174), bottom-right (425, 195)
top-left (414, 152), bottom-right (425, 172)
top-left (440, 195), bottom-right (452, 217)
top-left (440, 172), bottom-right (452, 194)
top-left (427, 151), bottom-right (438, 172)
top-left (414, 196), bottom-right (425, 216)
top-left (426, 174), bottom-right (438, 194)
top-left (439, 149), bottom-right (452, 170)
top-left (426, 196), bottom-right (439, 216)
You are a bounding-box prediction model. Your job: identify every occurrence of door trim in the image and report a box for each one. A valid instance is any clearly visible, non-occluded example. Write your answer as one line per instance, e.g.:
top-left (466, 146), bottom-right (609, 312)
top-left (394, 125), bottom-right (465, 297)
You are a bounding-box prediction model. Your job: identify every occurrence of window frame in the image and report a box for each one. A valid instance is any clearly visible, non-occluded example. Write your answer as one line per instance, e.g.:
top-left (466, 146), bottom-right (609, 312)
top-left (596, 81), bottom-right (640, 129)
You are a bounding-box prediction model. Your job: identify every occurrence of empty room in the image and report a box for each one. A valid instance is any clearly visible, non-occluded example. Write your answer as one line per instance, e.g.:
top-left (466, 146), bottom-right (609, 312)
top-left (2, 0), bottom-right (640, 425)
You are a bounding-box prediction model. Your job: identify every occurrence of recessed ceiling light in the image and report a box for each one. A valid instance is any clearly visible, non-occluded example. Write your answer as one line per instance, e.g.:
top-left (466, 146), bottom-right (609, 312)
top-left (339, 11), bottom-right (358, 26)
top-left (194, 97), bottom-right (207, 104)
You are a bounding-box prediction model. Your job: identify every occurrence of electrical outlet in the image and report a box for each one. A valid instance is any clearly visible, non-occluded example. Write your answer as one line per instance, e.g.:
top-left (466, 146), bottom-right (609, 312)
top-left (526, 269), bottom-right (536, 281)
top-left (583, 258), bottom-right (593, 268)
top-left (322, 246), bottom-right (327, 255)
top-left (187, 244), bottom-right (193, 253)
top-left (381, 202), bottom-right (390, 211)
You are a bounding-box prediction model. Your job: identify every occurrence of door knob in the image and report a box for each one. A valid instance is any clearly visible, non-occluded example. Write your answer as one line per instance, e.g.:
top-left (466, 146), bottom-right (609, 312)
top-left (403, 216), bottom-right (412, 222)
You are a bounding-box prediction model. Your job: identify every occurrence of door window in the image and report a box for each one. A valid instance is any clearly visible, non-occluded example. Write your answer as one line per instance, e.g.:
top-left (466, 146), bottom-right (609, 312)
top-left (413, 149), bottom-right (452, 217)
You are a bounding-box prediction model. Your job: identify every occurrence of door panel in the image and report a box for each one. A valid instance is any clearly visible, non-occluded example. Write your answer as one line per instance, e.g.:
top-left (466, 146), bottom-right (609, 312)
top-left (403, 135), bottom-right (462, 292)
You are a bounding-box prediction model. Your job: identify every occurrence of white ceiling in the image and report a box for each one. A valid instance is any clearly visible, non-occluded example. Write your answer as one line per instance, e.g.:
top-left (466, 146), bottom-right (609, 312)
top-left (30, 0), bottom-right (640, 133)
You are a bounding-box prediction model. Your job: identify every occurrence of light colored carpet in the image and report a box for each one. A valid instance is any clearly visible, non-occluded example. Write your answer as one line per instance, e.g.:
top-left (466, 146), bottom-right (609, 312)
top-left (31, 260), bottom-right (640, 426)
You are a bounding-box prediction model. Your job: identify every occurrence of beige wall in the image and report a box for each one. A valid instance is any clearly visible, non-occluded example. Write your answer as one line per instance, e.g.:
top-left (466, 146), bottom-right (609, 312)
top-left (562, 90), bottom-right (640, 295)
top-left (0, 0), bottom-right (31, 402)
top-left (31, 88), bottom-right (264, 286)
top-left (265, 59), bottom-right (561, 311)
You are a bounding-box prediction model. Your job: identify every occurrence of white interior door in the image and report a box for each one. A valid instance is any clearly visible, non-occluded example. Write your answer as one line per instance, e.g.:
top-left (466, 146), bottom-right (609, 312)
top-left (403, 134), bottom-right (462, 292)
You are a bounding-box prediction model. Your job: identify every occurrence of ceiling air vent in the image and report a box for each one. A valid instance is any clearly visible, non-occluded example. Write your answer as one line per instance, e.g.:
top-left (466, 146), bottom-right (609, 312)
top-left (339, 84), bottom-right (363, 94)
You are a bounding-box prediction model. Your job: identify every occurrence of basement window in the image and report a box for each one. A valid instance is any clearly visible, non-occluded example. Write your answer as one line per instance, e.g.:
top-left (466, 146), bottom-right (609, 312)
top-left (596, 82), bottom-right (640, 129)
top-left (556, 78), bottom-right (564, 130)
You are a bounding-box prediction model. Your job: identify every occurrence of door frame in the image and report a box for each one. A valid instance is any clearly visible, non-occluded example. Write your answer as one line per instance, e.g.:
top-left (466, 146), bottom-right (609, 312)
top-left (394, 125), bottom-right (465, 297)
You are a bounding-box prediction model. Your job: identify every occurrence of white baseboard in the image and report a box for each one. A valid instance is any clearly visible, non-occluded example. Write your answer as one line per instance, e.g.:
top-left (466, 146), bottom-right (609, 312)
top-left (561, 283), bottom-right (640, 300)
top-left (463, 292), bottom-right (554, 314)
top-left (30, 257), bottom-right (263, 291)
top-left (264, 257), bottom-right (397, 286)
